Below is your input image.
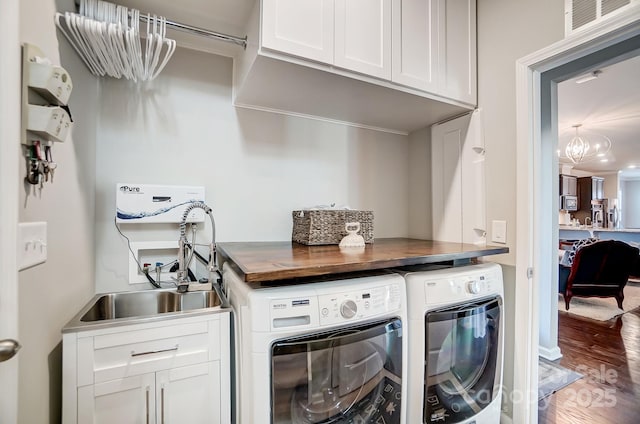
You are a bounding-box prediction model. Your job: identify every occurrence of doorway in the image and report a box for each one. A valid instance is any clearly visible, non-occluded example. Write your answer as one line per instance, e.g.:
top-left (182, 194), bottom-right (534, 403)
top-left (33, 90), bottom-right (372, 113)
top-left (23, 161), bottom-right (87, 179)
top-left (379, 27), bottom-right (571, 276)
top-left (514, 9), bottom-right (640, 424)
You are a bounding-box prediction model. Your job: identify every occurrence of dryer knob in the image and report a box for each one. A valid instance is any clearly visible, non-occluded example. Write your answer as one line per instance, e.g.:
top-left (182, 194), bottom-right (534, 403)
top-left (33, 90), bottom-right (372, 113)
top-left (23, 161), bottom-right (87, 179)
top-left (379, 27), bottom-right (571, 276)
top-left (340, 300), bottom-right (358, 319)
top-left (467, 280), bottom-right (481, 294)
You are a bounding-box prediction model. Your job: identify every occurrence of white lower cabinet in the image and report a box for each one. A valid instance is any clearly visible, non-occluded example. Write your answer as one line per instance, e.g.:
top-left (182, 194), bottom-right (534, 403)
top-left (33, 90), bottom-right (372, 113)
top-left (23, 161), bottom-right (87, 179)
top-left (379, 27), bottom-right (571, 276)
top-left (63, 312), bottom-right (231, 424)
top-left (156, 362), bottom-right (221, 424)
top-left (78, 373), bottom-right (156, 424)
top-left (77, 362), bottom-right (220, 424)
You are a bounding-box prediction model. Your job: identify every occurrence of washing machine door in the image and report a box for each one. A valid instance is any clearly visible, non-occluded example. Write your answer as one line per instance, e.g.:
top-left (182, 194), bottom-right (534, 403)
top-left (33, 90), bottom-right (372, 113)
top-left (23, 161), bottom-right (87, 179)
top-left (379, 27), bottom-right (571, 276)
top-left (271, 318), bottom-right (403, 424)
top-left (423, 296), bottom-right (502, 424)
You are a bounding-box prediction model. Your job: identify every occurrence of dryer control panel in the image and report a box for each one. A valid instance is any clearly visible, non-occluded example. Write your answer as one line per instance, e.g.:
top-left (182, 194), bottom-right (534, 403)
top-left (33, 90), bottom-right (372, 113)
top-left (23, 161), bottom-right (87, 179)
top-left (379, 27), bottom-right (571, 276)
top-left (421, 264), bottom-right (503, 306)
top-left (318, 283), bottom-right (402, 326)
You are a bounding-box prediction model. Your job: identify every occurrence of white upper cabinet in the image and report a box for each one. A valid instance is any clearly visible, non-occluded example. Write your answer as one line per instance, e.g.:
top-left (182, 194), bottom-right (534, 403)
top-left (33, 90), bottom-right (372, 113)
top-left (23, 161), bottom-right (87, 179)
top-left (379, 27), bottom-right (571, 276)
top-left (437, 0), bottom-right (477, 104)
top-left (261, 0), bottom-right (334, 63)
top-left (393, 0), bottom-right (476, 105)
top-left (334, 0), bottom-right (392, 79)
top-left (262, 0), bottom-right (392, 79)
top-left (392, 0), bottom-right (438, 93)
top-left (235, 0), bottom-right (476, 133)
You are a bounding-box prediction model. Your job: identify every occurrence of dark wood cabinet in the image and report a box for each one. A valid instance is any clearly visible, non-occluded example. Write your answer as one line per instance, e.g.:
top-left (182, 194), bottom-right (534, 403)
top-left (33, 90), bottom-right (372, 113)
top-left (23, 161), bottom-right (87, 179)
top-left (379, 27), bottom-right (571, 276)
top-left (578, 176), bottom-right (604, 202)
top-left (575, 176), bottom-right (604, 221)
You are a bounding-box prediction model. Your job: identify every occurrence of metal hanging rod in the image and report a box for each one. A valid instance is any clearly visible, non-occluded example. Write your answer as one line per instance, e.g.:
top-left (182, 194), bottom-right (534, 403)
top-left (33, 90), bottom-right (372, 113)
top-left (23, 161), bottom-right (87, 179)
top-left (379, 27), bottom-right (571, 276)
top-left (138, 13), bottom-right (247, 48)
top-left (73, 1), bottom-right (247, 48)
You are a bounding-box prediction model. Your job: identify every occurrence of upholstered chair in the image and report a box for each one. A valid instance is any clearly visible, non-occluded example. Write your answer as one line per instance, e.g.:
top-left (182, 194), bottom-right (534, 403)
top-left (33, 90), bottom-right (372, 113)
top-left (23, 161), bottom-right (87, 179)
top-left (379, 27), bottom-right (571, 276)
top-left (559, 240), bottom-right (639, 310)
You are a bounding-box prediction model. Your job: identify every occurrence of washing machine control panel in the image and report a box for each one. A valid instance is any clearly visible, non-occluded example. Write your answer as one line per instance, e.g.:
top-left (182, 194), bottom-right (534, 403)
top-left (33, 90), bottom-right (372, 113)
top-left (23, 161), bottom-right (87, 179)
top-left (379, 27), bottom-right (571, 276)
top-left (318, 283), bottom-right (402, 325)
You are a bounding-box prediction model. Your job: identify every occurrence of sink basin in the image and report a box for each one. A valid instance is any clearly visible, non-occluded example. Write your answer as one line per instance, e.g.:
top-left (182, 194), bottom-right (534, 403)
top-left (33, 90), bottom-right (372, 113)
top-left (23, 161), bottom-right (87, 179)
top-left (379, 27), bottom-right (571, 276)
top-left (80, 290), bottom-right (222, 322)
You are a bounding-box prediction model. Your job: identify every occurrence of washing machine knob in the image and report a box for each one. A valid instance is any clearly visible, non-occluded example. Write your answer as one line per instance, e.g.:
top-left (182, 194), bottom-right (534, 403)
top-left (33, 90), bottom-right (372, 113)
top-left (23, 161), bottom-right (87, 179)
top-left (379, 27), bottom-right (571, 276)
top-left (340, 300), bottom-right (358, 319)
top-left (467, 280), bottom-right (481, 294)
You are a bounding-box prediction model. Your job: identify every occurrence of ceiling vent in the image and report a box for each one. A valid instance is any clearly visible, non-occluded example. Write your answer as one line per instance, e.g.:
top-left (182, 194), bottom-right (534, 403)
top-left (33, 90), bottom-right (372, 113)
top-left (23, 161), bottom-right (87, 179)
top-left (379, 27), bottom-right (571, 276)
top-left (565, 0), bottom-right (634, 35)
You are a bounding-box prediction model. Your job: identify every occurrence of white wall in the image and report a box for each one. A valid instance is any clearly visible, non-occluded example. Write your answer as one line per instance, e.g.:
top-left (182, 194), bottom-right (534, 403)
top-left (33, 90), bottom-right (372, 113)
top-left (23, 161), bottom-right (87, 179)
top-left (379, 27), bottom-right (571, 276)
top-left (18, 1), bottom-right (97, 422)
top-left (622, 180), bottom-right (640, 228)
top-left (597, 172), bottom-right (618, 200)
top-left (477, 0), bottom-right (564, 418)
top-left (94, 48), bottom-right (410, 293)
top-left (408, 127), bottom-right (432, 239)
top-left (478, 0), bottom-right (564, 267)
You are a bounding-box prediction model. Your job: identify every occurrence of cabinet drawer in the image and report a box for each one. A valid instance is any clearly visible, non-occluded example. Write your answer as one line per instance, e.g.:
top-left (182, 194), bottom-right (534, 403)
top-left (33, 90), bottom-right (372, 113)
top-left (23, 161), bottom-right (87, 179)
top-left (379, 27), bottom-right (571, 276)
top-left (78, 319), bottom-right (221, 386)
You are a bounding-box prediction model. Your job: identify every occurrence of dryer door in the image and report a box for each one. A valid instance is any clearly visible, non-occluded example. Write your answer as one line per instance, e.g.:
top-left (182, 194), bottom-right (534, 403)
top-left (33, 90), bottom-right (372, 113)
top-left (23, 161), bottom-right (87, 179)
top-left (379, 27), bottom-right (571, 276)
top-left (271, 318), bottom-right (403, 424)
top-left (424, 296), bottom-right (502, 424)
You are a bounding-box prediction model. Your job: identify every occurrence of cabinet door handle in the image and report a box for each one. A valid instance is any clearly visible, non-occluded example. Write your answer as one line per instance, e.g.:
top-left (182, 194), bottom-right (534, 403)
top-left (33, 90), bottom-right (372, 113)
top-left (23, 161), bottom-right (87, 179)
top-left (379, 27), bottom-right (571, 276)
top-left (145, 386), bottom-right (150, 424)
top-left (161, 386), bottom-right (166, 424)
top-left (131, 345), bottom-right (179, 357)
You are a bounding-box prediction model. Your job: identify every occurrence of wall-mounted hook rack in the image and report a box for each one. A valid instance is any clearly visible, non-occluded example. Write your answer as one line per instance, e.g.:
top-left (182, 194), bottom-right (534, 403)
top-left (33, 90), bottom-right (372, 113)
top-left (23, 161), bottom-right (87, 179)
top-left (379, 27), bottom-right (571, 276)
top-left (21, 43), bottom-right (71, 189)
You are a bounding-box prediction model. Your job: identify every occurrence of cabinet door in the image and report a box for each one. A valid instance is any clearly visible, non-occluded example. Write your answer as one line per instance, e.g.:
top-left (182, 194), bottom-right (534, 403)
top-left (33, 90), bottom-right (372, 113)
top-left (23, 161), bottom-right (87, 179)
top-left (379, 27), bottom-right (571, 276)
top-left (431, 110), bottom-right (485, 244)
top-left (156, 362), bottom-right (221, 424)
top-left (78, 373), bottom-right (156, 424)
top-left (437, 0), bottom-right (477, 104)
top-left (392, 0), bottom-right (439, 92)
top-left (334, 0), bottom-right (391, 79)
top-left (262, 0), bottom-right (334, 64)
top-left (595, 178), bottom-right (604, 199)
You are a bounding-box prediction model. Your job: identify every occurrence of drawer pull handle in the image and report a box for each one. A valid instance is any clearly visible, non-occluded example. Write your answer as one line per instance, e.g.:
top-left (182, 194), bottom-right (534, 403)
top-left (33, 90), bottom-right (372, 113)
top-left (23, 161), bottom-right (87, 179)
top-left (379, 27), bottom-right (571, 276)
top-left (131, 345), bottom-right (179, 357)
top-left (161, 386), bottom-right (166, 424)
top-left (145, 386), bottom-right (150, 424)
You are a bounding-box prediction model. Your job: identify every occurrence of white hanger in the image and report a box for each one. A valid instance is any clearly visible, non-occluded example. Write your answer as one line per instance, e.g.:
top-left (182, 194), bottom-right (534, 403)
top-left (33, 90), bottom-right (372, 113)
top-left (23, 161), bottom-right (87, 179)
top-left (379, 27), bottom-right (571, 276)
top-left (127, 8), bottom-right (143, 81)
top-left (55, 12), bottom-right (102, 76)
top-left (59, 0), bottom-right (176, 81)
top-left (150, 16), bottom-right (176, 81)
top-left (68, 12), bottom-right (106, 75)
top-left (86, 18), bottom-right (115, 77)
top-left (114, 6), bottom-right (133, 80)
top-left (147, 16), bottom-right (163, 80)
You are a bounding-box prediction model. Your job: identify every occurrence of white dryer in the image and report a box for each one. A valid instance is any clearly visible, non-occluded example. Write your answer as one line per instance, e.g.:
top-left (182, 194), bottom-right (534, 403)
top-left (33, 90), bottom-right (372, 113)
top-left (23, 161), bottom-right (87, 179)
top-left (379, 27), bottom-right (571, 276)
top-left (224, 264), bottom-right (408, 424)
top-left (399, 263), bottom-right (504, 424)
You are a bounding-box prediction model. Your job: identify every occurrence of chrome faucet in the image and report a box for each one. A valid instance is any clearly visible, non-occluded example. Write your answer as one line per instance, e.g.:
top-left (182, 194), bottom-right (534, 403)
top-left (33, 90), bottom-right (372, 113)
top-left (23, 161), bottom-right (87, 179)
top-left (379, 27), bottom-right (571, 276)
top-left (176, 201), bottom-right (217, 293)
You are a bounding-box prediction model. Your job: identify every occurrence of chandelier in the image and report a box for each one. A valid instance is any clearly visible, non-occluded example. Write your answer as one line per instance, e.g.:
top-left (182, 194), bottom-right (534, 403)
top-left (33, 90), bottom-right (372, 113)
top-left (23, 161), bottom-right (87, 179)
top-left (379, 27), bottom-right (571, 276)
top-left (559, 124), bottom-right (612, 164)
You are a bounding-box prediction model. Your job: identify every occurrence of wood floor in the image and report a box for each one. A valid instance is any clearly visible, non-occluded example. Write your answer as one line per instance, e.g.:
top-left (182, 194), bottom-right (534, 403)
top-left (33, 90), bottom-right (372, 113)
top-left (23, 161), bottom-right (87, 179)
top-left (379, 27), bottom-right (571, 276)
top-left (538, 305), bottom-right (640, 423)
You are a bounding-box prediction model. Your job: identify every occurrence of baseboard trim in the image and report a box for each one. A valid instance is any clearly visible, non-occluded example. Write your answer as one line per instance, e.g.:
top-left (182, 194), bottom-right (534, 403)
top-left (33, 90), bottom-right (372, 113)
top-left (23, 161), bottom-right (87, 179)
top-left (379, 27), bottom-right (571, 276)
top-left (539, 345), bottom-right (563, 361)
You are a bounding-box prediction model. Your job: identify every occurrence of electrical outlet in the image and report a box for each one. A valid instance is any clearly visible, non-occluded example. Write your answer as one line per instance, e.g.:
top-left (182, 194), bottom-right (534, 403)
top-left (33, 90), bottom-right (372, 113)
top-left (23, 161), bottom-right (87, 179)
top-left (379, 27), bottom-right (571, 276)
top-left (491, 220), bottom-right (507, 244)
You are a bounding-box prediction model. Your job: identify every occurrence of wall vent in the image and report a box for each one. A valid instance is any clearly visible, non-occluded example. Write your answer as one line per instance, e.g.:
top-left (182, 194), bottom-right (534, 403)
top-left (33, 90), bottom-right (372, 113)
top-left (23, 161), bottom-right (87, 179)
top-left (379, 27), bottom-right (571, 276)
top-left (602, 0), bottom-right (632, 15)
top-left (565, 0), bottom-right (634, 36)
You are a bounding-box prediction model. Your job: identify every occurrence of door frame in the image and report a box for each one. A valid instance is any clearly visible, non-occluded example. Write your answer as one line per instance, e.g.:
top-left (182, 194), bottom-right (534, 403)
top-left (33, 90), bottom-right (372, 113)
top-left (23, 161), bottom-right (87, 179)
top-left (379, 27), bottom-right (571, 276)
top-left (514, 6), bottom-right (640, 423)
top-left (0, 0), bottom-right (21, 421)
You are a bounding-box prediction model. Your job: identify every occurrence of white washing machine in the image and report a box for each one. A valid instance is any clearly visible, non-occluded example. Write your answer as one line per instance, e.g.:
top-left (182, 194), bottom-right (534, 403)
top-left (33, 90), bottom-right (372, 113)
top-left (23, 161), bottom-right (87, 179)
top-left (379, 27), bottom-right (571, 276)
top-left (398, 263), bottom-right (504, 424)
top-left (224, 264), bottom-right (408, 424)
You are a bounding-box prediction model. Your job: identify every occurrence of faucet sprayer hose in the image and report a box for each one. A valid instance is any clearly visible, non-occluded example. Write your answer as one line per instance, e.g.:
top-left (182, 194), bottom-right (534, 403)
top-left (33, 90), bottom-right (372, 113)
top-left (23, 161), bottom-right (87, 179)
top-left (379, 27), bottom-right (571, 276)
top-left (178, 202), bottom-right (217, 279)
top-left (180, 201), bottom-right (213, 238)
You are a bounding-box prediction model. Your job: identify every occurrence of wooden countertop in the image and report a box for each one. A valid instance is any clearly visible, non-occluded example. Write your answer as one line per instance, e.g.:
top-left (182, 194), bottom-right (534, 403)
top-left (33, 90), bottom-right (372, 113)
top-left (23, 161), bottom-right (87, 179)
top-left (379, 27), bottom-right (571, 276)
top-left (217, 238), bottom-right (509, 282)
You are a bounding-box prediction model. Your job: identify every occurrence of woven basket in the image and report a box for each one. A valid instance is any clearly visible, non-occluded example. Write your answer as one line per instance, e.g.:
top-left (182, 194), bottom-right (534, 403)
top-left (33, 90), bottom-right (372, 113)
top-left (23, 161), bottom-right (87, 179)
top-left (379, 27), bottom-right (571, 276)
top-left (292, 210), bottom-right (374, 245)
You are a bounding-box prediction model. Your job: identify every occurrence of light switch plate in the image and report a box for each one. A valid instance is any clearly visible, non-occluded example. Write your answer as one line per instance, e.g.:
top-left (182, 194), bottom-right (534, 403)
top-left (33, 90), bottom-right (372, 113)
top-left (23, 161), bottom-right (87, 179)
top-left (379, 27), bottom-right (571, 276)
top-left (492, 220), bottom-right (507, 244)
top-left (18, 221), bottom-right (47, 271)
